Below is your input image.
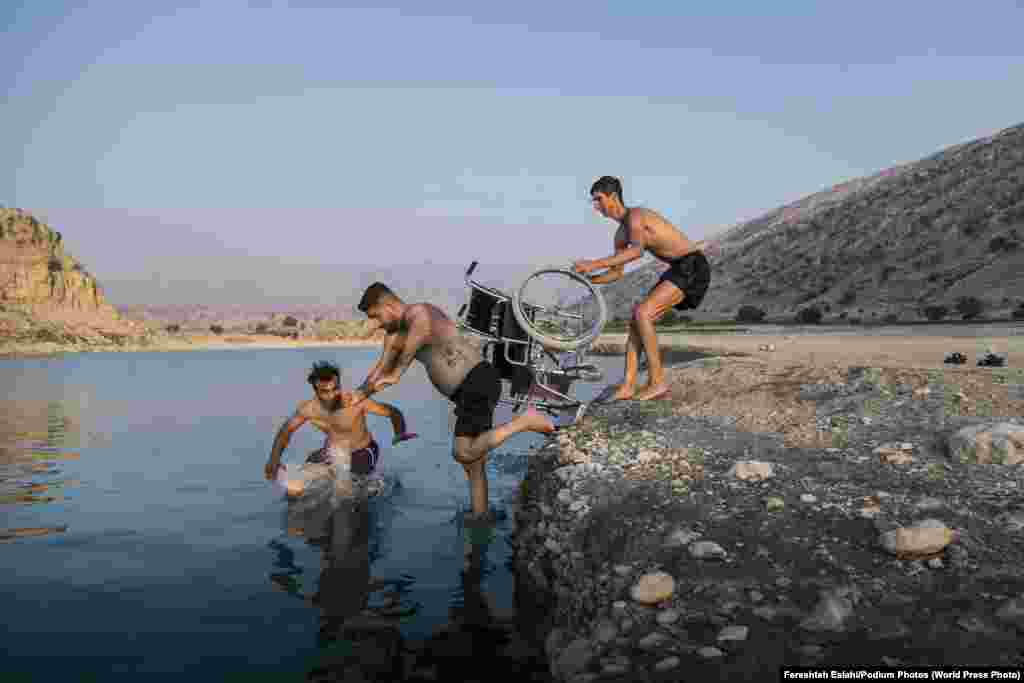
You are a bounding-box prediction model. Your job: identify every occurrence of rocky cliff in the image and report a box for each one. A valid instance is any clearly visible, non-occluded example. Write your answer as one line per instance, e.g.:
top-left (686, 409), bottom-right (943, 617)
top-left (0, 208), bottom-right (110, 311)
top-left (0, 208), bottom-right (155, 348)
top-left (601, 122), bottom-right (1024, 323)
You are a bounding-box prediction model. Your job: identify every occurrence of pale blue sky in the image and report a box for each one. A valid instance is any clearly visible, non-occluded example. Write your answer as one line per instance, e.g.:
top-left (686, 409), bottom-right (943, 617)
top-left (4, 1), bottom-right (1023, 304)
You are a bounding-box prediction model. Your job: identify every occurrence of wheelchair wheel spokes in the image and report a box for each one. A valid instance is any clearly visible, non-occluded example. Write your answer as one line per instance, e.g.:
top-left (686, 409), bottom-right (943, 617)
top-left (512, 268), bottom-right (608, 351)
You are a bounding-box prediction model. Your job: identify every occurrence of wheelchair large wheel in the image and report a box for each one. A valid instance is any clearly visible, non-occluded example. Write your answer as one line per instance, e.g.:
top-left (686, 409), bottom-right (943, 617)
top-left (511, 267), bottom-right (607, 352)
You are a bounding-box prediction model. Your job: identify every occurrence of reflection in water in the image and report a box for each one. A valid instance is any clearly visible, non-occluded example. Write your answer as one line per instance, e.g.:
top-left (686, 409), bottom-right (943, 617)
top-left (0, 398), bottom-right (85, 537)
top-left (403, 514), bottom-right (551, 682)
top-left (271, 476), bottom-right (416, 681)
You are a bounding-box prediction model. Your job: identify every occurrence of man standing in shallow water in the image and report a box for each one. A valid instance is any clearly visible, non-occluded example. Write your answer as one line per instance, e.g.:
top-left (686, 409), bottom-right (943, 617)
top-left (264, 361), bottom-right (416, 497)
top-left (574, 176), bottom-right (716, 401)
top-left (348, 282), bottom-right (556, 520)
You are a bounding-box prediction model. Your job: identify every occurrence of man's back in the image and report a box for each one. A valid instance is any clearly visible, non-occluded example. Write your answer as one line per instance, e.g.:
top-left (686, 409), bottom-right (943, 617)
top-left (621, 206), bottom-right (695, 264)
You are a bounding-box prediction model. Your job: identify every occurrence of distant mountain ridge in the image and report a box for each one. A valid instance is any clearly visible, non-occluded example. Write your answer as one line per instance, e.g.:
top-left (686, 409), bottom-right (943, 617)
top-left (116, 262), bottom-right (554, 328)
top-left (600, 121), bottom-right (1024, 322)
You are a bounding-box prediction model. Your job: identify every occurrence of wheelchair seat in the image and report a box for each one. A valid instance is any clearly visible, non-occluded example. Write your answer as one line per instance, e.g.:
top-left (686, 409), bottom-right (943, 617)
top-left (490, 301), bottom-right (534, 392)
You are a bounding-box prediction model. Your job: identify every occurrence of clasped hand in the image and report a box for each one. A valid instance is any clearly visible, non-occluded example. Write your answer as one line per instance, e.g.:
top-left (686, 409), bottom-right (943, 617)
top-left (572, 260), bottom-right (598, 274)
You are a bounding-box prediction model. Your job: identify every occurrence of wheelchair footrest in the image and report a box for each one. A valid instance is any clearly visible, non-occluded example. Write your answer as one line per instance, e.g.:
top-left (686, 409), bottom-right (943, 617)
top-left (562, 364), bottom-right (603, 382)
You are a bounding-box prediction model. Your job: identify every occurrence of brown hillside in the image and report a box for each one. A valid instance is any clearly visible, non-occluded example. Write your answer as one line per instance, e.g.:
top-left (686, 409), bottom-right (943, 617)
top-left (602, 122), bottom-right (1024, 323)
top-left (0, 208), bottom-right (155, 347)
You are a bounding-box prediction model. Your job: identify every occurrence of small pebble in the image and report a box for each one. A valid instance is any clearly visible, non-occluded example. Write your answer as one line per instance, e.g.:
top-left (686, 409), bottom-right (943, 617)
top-left (601, 661), bottom-right (630, 676)
top-left (593, 619), bottom-right (618, 644)
top-left (698, 646), bottom-right (724, 658)
top-left (690, 540), bottom-right (727, 559)
top-left (656, 608), bottom-right (680, 625)
top-left (800, 494), bottom-right (817, 503)
top-left (638, 632), bottom-right (669, 651)
top-left (654, 656), bottom-right (681, 673)
top-left (717, 625), bottom-right (749, 642)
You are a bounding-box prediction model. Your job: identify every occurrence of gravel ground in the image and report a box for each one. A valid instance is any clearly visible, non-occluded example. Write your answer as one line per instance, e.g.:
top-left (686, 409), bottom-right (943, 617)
top-left (511, 358), bottom-right (1024, 682)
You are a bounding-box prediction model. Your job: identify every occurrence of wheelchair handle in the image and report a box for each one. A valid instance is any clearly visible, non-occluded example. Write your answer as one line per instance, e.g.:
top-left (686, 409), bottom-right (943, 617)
top-left (466, 261), bottom-right (478, 278)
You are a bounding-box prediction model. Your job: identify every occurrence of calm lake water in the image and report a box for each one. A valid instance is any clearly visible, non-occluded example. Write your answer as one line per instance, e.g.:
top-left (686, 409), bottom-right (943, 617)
top-left (0, 347), bottom-right (619, 680)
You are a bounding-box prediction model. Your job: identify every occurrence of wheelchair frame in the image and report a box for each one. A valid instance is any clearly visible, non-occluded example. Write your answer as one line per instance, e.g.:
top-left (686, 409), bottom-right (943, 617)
top-left (454, 261), bottom-right (604, 419)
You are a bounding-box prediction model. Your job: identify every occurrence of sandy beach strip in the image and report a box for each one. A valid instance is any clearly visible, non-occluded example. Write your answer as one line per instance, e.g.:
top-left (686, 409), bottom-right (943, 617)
top-left (595, 331), bottom-right (1020, 371)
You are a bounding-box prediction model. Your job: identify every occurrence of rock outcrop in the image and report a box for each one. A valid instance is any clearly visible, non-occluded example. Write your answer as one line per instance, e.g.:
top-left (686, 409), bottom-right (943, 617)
top-left (601, 121), bottom-right (1024, 323)
top-left (0, 208), bottom-right (108, 311)
top-left (0, 208), bottom-right (156, 349)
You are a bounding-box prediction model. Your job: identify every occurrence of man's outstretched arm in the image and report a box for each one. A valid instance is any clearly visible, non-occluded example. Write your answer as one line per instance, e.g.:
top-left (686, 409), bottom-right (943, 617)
top-left (587, 264), bottom-right (625, 284)
top-left (352, 307), bottom-right (431, 404)
top-left (265, 407), bottom-right (308, 479)
top-left (364, 331), bottom-right (401, 387)
top-left (363, 399), bottom-right (416, 444)
top-left (575, 216), bottom-right (647, 273)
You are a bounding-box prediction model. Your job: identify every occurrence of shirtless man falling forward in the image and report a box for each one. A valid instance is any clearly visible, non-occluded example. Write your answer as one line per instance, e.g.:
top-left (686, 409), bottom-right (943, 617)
top-left (264, 361), bottom-right (416, 496)
top-left (349, 283), bottom-right (556, 519)
top-left (574, 176), bottom-right (715, 401)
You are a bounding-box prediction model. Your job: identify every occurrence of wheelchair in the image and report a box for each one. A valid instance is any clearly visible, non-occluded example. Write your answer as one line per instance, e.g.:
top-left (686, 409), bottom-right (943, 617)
top-left (455, 261), bottom-right (609, 422)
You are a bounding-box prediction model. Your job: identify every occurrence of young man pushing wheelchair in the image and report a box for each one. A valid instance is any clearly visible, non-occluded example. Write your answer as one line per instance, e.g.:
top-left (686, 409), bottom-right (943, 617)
top-left (574, 176), bottom-right (717, 402)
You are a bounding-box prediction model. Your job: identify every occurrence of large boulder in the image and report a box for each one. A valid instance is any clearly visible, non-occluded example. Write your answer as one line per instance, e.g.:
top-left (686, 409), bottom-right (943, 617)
top-left (948, 421), bottom-right (1024, 465)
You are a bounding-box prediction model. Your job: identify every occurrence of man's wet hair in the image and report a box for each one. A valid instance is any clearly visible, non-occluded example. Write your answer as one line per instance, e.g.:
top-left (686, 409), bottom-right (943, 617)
top-left (308, 361), bottom-right (341, 386)
top-left (358, 282), bottom-right (398, 313)
top-left (590, 176), bottom-right (623, 203)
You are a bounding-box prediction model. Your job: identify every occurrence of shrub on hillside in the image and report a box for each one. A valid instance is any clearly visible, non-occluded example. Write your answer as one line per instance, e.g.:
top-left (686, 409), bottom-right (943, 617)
top-left (735, 305), bottom-right (765, 323)
top-left (283, 316), bottom-right (299, 327)
top-left (923, 305), bottom-right (948, 321)
top-left (988, 235), bottom-right (1020, 253)
top-left (795, 306), bottom-right (823, 324)
top-left (165, 324), bottom-right (180, 334)
top-left (883, 313), bottom-right (900, 324)
top-left (1013, 304), bottom-right (1024, 321)
top-left (254, 323), bottom-right (269, 333)
top-left (955, 296), bottom-right (984, 320)
top-left (210, 325), bottom-right (224, 335)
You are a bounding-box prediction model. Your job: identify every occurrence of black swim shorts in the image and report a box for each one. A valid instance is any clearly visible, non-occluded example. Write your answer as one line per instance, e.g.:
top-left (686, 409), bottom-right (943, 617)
top-left (449, 361), bottom-right (502, 438)
top-left (652, 250), bottom-right (711, 311)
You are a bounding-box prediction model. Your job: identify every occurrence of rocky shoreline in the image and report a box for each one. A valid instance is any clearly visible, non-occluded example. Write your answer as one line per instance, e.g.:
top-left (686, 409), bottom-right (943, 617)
top-left (512, 357), bottom-right (1024, 682)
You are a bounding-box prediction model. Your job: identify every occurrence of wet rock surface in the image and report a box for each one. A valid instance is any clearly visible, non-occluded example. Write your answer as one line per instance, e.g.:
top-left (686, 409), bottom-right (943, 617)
top-left (511, 360), bottom-right (1024, 681)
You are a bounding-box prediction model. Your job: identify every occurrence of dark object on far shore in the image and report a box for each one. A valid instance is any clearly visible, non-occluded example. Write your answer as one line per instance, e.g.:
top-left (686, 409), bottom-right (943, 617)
top-left (977, 352), bottom-right (1006, 367)
top-left (944, 352), bottom-right (967, 365)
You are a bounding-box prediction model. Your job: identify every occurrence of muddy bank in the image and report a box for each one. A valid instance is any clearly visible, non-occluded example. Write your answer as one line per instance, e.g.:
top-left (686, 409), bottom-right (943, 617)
top-left (512, 356), bottom-right (1024, 682)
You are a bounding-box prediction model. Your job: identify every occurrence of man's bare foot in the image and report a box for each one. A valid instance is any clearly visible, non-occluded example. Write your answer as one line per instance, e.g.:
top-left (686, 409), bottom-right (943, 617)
top-left (522, 405), bottom-right (556, 434)
top-left (609, 383), bottom-right (636, 400)
top-left (634, 383), bottom-right (670, 401)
